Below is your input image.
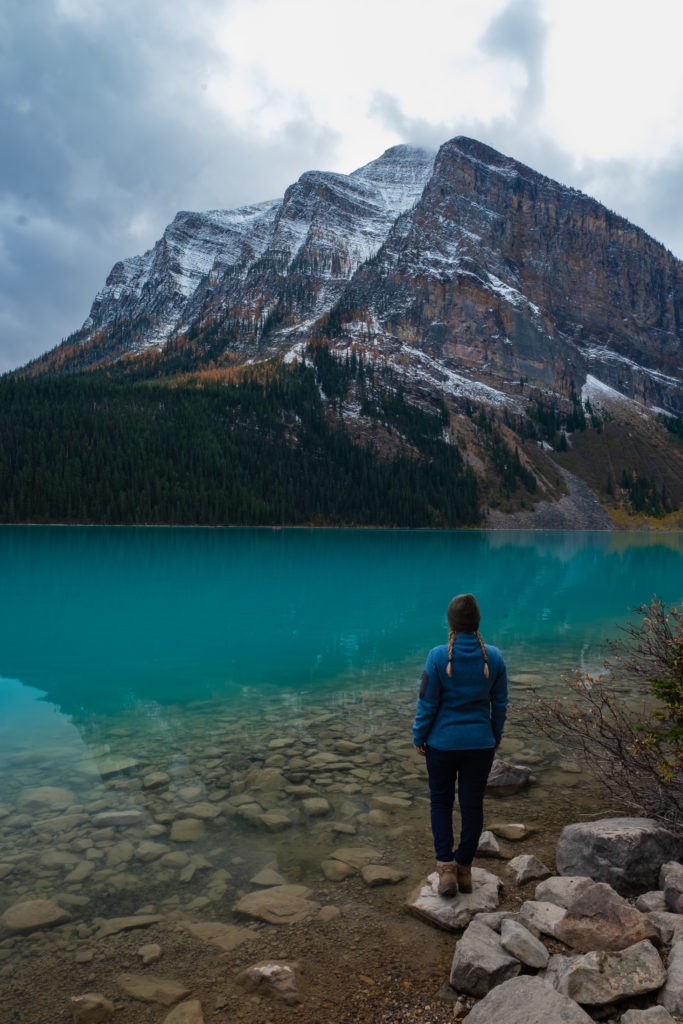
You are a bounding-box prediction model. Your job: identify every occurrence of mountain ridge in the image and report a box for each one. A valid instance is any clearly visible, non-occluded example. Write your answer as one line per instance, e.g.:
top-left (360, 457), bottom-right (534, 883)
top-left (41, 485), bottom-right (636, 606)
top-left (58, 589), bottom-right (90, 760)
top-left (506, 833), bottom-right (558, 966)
top-left (11, 136), bottom-right (683, 528)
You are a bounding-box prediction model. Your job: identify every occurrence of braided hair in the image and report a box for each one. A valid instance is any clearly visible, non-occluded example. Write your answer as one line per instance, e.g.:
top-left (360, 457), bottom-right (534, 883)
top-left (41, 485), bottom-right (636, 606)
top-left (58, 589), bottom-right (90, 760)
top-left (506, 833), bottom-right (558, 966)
top-left (446, 629), bottom-right (490, 678)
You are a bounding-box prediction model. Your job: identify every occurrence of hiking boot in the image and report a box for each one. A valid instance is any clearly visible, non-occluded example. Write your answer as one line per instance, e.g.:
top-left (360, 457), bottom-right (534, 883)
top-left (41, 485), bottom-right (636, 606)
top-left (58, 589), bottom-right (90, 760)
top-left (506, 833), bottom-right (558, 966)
top-left (436, 860), bottom-right (458, 897)
top-left (456, 863), bottom-right (472, 893)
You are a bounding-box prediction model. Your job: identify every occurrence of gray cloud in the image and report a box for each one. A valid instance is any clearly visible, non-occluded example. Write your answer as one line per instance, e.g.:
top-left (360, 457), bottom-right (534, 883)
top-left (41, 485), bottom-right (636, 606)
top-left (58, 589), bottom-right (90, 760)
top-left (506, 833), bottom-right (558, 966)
top-left (479, 0), bottom-right (547, 115)
top-left (368, 0), bottom-right (683, 261)
top-left (0, 0), bottom-right (339, 372)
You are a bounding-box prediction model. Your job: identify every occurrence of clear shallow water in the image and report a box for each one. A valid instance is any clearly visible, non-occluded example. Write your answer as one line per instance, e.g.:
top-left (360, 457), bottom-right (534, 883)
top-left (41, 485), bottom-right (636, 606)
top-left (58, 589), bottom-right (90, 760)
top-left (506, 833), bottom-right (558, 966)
top-left (1, 527), bottom-right (682, 929)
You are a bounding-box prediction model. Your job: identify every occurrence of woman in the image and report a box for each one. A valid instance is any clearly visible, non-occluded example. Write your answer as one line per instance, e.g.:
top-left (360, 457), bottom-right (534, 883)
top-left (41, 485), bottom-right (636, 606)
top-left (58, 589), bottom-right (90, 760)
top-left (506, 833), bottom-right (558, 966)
top-left (412, 593), bottom-right (508, 897)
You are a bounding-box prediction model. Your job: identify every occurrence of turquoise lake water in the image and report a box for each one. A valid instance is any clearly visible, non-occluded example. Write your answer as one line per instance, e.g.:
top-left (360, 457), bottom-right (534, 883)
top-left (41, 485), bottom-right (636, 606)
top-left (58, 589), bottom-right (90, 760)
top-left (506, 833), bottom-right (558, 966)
top-left (3, 526), bottom-right (683, 717)
top-left (1, 526), bottom-right (682, 931)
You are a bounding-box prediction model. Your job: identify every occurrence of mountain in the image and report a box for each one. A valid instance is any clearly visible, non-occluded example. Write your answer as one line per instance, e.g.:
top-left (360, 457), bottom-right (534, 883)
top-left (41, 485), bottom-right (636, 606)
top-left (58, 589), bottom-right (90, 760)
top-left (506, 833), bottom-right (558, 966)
top-left (11, 137), bottom-right (683, 528)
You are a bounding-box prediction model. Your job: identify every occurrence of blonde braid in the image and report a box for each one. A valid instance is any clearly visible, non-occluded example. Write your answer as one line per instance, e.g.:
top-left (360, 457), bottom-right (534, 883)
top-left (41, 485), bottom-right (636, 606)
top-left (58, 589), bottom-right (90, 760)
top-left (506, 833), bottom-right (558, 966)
top-left (446, 629), bottom-right (456, 677)
top-left (477, 631), bottom-right (490, 678)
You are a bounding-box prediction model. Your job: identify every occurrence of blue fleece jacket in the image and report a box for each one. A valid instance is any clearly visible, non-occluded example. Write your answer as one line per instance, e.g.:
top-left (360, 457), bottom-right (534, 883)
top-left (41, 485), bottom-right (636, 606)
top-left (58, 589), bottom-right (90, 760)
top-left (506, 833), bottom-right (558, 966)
top-left (412, 633), bottom-right (508, 750)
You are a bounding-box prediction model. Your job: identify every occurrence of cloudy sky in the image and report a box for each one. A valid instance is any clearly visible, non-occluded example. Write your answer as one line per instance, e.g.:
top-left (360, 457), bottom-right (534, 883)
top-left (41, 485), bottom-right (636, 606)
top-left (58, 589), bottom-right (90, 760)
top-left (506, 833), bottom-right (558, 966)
top-left (2, 0), bottom-right (683, 373)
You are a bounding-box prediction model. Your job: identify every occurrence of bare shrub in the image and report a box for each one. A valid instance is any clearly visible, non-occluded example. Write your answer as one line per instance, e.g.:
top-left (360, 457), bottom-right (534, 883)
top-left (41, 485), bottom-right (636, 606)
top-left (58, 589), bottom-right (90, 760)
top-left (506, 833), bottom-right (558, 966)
top-left (530, 598), bottom-right (683, 832)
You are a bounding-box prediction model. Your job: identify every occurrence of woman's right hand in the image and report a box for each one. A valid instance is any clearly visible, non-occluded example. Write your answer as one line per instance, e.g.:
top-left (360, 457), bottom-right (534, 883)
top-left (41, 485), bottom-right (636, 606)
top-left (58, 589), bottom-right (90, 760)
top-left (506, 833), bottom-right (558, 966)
top-left (414, 744), bottom-right (426, 757)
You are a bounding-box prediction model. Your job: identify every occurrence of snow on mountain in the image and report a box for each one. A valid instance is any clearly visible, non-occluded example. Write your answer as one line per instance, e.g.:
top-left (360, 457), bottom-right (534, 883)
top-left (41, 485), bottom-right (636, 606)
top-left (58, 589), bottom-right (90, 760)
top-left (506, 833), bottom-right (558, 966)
top-left (81, 146), bottom-right (436, 349)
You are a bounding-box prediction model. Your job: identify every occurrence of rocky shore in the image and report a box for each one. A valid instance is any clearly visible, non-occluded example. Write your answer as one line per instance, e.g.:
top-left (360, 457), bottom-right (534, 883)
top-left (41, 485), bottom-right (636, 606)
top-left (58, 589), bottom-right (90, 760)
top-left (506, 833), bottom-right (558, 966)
top-left (0, 685), bottom-right (668, 1023)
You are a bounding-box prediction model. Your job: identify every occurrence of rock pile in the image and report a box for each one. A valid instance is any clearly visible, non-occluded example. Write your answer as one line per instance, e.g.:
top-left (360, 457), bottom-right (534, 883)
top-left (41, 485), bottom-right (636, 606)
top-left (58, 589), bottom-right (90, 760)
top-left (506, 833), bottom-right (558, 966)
top-left (414, 817), bottom-right (683, 1023)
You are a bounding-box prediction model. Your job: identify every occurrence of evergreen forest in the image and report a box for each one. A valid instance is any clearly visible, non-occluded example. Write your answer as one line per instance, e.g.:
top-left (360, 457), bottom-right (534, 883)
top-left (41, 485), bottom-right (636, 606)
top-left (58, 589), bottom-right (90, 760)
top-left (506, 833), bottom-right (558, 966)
top-left (0, 353), bottom-right (483, 527)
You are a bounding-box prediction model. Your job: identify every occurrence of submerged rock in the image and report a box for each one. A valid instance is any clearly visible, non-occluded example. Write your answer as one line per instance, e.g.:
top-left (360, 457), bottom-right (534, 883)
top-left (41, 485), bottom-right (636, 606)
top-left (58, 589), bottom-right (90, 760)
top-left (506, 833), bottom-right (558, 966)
top-left (233, 884), bottom-right (320, 925)
top-left (1, 898), bottom-right (71, 935)
top-left (486, 761), bottom-right (533, 796)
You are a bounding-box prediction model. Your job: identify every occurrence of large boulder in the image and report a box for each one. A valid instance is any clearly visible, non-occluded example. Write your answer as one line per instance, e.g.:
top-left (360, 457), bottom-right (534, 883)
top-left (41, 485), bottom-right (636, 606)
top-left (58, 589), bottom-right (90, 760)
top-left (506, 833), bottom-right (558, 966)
top-left (544, 940), bottom-right (666, 1005)
top-left (555, 818), bottom-right (680, 895)
top-left (554, 882), bottom-right (661, 952)
top-left (449, 919), bottom-right (520, 996)
top-left (461, 975), bottom-right (593, 1024)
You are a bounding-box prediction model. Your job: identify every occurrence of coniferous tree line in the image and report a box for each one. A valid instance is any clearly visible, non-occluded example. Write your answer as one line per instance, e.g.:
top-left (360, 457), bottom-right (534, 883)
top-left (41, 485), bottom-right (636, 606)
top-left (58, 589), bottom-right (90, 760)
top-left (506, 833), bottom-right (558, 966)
top-left (0, 359), bottom-right (481, 527)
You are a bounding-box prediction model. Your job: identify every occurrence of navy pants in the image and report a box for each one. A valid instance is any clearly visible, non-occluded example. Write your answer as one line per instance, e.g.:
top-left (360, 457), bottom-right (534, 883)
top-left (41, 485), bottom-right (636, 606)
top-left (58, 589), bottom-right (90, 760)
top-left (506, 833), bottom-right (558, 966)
top-left (424, 745), bottom-right (495, 864)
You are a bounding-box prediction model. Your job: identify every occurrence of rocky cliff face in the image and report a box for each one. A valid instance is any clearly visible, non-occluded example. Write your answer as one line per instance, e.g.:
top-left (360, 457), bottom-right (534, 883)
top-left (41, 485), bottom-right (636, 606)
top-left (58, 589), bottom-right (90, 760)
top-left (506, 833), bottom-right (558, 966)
top-left (332, 137), bottom-right (682, 416)
top-left (81, 145), bottom-right (437, 353)
top-left (54, 136), bottom-right (681, 417)
top-left (23, 136), bottom-right (683, 522)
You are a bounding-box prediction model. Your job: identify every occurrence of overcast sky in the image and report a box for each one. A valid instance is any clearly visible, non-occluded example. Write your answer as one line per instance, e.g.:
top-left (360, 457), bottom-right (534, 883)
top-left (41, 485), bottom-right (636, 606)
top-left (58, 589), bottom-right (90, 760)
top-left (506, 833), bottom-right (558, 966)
top-left (2, 0), bottom-right (683, 373)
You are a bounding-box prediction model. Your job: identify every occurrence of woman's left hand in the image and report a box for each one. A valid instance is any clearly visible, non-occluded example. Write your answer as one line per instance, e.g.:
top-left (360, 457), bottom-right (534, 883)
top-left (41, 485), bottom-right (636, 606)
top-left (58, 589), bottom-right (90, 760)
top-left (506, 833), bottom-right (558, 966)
top-left (414, 744), bottom-right (426, 757)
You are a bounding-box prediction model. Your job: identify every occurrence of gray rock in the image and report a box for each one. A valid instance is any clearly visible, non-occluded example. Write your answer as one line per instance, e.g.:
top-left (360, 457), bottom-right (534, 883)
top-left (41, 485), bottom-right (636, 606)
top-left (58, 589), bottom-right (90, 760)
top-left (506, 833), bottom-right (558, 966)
top-left (555, 818), bottom-right (681, 895)
top-left (233, 884), bottom-right (320, 925)
top-left (69, 992), bottom-right (115, 1023)
top-left (477, 830), bottom-right (501, 856)
top-left (360, 864), bottom-right (407, 886)
top-left (500, 918), bottom-right (549, 968)
top-left (40, 850), bottom-right (79, 870)
top-left (636, 890), bottom-right (669, 913)
top-left (461, 975), bottom-right (593, 1024)
top-left (554, 881), bottom-right (661, 952)
top-left (408, 867), bottom-right (503, 932)
top-left (116, 973), bottom-right (191, 1006)
top-left (327, 846), bottom-right (382, 869)
top-left (94, 914), bottom-right (163, 938)
top-left (544, 939), bottom-right (666, 1005)
top-left (22, 786), bottom-right (75, 810)
top-left (93, 755), bottom-right (137, 777)
top-left (138, 943), bottom-right (162, 965)
top-left (647, 911), bottom-right (683, 945)
top-left (250, 868), bottom-right (287, 887)
top-left (449, 919), bottom-right (521, 996)
top-left (508, 855), bottom-right (551, 885)
top-left (181, 921), bottom-right (251, 951)
top-left (534, 875), bottom-right (593, 908)
top-left (162, 1000), bottom-right (205, 1024)
top-left (621, 1008), bottom-right (677, 1024)
top-left (517, 900), bottom-right (566, 938)
top-left (659, 860), bottom-right (683, 913)
top-left (235, 961), bottom-right (303, 1005)
top-left (93, 810), bottom-right (146, 827)
top-left (488, 822), bottom-right (531, 840)
top-left (106, 840), bottom-right (135, 867)
top-left (183, 802), bottom-right (220, 820)
top-left (486, 760), bottom-right (533, 796)
top-left (473, 910), bottom-right (519, 932)
top-left (66, 861), bottom-right (96, 883)
top-left (33, 813), bottom-right (88, 834)
top-left (243, 767), bottom-right (287, 793)
top-left (170, 819), bottom-right (205, 842)
top-left (658, 939), bottom-right (683, 1016)
top-left (321, 858), bottom-right (355, 881)
top-left (136, 841), bottom-right (169, 863)
top-left (258, 811), bottom-right (293, 832)
top-left (301, 797), bottom-right (331, 817)
top-left (142, 771), bottom-right (171, 790)
top-left (1, 898), bottom-right (71, 935)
